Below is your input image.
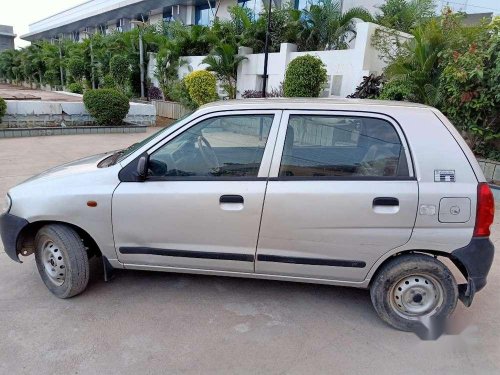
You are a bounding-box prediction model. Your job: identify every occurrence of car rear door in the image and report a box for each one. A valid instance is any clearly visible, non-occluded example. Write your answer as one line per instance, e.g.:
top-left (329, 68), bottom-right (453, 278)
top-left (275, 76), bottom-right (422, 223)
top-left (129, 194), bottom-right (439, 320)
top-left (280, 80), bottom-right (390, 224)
top-left (113, 110), bottom-right (281, 273)
top-left (255, 110), bottom-right (418, 282)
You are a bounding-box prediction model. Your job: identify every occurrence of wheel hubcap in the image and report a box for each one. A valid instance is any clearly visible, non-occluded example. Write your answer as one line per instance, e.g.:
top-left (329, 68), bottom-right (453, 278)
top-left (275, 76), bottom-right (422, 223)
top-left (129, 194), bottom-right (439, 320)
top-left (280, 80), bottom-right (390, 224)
top-left (41, 240), bottom-right (67, 286)
top-left (391, 274), bottom-right (443, 318)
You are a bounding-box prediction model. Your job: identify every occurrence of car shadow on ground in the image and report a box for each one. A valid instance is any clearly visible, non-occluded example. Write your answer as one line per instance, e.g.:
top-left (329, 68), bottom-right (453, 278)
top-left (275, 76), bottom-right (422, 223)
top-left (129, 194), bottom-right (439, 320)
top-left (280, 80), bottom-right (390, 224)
top-left (85, 256), bottom-right (384, 328)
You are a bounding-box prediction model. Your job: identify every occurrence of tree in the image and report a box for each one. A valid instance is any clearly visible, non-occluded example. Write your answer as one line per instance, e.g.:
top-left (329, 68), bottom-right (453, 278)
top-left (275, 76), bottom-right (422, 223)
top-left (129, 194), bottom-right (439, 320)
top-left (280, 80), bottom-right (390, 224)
top-left (67, 57), bottom-right (86, 83)
top-left (110, 54), bottom-right (130, 90)
top-left (375, 0), bottom-right (436, 33)
top-left (202, 44), bottom-right (247, 99)
top-left (299, 0), bottom-right (373, 50)
top-left (383, 19), bottom-right (445, 105)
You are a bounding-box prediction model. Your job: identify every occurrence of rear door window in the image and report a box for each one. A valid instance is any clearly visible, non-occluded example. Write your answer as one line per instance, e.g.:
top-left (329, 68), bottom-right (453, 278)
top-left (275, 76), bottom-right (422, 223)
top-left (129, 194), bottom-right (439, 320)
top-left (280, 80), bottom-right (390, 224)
top-left (279, 115), bottom-right (409, 178)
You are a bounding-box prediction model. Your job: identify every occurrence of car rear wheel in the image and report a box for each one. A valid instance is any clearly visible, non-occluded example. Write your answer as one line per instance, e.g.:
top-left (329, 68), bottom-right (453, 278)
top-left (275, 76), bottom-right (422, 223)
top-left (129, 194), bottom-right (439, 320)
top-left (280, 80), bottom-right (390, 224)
top-left (35, 224), bottom-right (89, 298)
top-left (370, 253), bottom-right (458, 331)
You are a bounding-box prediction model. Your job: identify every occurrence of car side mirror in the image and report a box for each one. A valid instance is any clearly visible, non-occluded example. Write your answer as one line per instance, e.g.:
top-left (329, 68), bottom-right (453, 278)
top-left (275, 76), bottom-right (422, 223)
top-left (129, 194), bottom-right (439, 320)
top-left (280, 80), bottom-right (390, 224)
top-left (137, 156), bottom-right (148, 181)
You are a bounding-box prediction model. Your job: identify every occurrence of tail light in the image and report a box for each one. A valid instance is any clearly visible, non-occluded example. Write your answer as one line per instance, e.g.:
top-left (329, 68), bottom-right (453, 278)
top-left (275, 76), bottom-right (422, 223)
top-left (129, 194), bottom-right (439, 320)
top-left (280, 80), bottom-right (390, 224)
top-left (474, 182), bottom-right (495, 237)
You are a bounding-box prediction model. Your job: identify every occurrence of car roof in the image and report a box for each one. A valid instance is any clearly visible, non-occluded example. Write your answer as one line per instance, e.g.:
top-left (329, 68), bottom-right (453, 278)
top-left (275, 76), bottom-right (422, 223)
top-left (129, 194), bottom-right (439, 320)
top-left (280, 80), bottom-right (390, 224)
top-left (200, 98), bottom-right (432, 111)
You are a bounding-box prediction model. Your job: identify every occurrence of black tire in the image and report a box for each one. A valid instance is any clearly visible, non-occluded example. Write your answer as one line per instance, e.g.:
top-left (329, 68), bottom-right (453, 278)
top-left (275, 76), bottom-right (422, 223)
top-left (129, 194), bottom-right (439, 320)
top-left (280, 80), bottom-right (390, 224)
top-left (35, 224), bottom-right (89, 298)
top-left (370, 253), bottom-right (458, 331)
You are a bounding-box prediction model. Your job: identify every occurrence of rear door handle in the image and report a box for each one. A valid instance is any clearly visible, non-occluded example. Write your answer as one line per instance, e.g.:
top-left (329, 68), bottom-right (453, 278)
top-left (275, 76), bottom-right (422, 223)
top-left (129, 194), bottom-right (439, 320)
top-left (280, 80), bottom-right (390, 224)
top-left (220, 195), bottom-right (244, 204)
top-left (373, 197), bottom-right (399, 206)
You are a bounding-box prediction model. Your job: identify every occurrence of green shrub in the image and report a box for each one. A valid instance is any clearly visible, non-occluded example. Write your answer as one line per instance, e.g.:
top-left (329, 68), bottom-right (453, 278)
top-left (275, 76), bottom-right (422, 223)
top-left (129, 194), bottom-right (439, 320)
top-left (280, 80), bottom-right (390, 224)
top-left (0, 97), bottom-right (6, 123)
top-left (101, 74), bottom-right (116, 89)
top-left (283, 55), bottom-right (327, 97)
top-left (379, 79), bottom-right (415, 101)
top-left (67, 82), bottom-right (84, 94)
top-left (67, 57), bottom-right (86, 82)
top-left (83, 89), bottom-right (130, 126)
top-left (438, 19), bottom-right (499, 159)
top-left (169, 79), bottom-right (197, 110)
top-left (109, 55), bottom-right (130, 89)
top-left (184, 70), bottom-right (218, 107)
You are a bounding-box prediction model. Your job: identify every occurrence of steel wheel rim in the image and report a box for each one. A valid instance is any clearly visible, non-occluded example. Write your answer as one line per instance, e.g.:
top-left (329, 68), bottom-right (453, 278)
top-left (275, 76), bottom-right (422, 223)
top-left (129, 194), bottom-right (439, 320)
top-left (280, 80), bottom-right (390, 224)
top-left (41, 240), bottom-right (67, 286)
top-left (390, 274), bottom-right (444, 319)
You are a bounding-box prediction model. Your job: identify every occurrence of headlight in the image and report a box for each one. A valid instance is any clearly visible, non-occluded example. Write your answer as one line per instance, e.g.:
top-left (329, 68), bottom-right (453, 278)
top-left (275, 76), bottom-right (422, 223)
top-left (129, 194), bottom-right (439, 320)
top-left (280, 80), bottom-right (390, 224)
top-left (1, 194), bottom-right (11, 215)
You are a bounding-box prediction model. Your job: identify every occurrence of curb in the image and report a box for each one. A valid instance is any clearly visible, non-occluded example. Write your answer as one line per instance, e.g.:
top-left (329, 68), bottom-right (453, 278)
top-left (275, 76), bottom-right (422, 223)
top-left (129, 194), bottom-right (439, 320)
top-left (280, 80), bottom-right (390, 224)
top-left (0, 125), bottom-right (147, 138)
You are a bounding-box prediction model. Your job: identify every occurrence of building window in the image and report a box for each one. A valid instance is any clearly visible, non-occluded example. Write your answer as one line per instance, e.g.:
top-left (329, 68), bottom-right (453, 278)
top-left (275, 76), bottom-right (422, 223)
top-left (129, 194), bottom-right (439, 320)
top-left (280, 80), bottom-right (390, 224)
top-left (72, 31), bottom-right (80, 42)
top-left (238, 0), bottom-right (262, 18)
top-left (195, 2), bottom-right (215, 26)
top-left (135, 13), bottom-right (149, 23)
top-left (163, 7), bottom-right (173, 22)
top-left (116, 19), bottom-right (123, 32)
top-left (295, 0), bottom-right (320, 10)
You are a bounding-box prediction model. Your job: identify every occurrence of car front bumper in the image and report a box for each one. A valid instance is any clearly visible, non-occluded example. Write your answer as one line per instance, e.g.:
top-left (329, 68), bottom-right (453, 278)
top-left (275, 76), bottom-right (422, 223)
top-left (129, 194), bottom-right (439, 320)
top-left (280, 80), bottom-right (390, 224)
top-left (451, 237), bottom-right (495, 306)
top-left (0, 213), bottom-right (29, 263)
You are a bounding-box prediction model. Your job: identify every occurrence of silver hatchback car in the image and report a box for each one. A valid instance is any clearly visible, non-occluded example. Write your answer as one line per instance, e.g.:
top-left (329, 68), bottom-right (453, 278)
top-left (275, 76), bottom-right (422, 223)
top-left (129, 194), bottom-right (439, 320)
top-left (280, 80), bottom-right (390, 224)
top-left (0, 99), bottom-right (495, 331)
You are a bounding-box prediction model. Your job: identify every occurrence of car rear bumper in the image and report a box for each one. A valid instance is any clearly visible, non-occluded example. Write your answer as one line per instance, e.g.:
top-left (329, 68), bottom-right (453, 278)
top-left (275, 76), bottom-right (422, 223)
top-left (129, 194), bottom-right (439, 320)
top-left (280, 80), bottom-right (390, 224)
top-left (451, 237), bottom-right (495, 306)
top-left (0, 213), bottom-right (29, 263)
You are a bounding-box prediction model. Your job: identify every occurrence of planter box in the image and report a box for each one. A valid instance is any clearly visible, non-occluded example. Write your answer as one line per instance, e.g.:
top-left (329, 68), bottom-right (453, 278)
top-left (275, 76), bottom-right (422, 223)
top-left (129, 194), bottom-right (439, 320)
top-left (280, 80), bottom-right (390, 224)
top-left (0, 125), bottom-right (147, 138)
top-left (4, 100), bottom-right (157, 127)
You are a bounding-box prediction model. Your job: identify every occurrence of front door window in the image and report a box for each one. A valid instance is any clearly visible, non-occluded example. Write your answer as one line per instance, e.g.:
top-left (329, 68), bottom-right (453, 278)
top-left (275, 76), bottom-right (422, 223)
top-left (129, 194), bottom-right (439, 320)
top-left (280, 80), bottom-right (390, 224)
top-left (148, 115), bottom-right (274, 178)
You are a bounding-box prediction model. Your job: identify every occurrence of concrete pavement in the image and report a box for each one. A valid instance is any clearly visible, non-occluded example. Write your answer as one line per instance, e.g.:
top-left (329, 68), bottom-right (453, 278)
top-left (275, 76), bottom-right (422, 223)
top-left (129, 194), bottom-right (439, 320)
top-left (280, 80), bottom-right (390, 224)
top-left (0, 83), bottom-right (83, 102)
top-left (0, 130), bottom-right (499, 374)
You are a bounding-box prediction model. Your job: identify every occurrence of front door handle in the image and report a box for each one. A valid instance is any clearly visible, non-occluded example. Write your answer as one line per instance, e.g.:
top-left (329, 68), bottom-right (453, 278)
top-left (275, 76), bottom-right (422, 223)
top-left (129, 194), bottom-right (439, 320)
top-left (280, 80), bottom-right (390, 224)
top-left (220, 195), bottom-right (244, 204)
top-left (373, 197), bottom-right (399, 206)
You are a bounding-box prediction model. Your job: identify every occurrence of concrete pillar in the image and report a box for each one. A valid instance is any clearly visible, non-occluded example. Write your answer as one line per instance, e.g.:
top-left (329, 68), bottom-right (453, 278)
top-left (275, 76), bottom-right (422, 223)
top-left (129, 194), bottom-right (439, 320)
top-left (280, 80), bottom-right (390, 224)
top-left (236, 47), bottom-right (254, 98)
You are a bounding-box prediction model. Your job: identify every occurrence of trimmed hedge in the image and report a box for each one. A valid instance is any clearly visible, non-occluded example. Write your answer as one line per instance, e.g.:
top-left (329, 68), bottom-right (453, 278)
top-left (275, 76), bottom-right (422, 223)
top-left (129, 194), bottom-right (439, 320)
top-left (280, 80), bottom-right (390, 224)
top-left (283, 55), bottom-right (327, 97)
top-left (68, 82), bottom-right (84, 94)
top-left (110, 55), bottom-right (130, 88)
top-left (0, 97), bottom-right (6, 123)
top-left (67, 57), bottom-right (86, 82)
top-left (184, 70), bottom-right (218, 107)
top-left (101, 74), bottom-right (117, 89)
top-left (83, 89), bottom-right (130, 126)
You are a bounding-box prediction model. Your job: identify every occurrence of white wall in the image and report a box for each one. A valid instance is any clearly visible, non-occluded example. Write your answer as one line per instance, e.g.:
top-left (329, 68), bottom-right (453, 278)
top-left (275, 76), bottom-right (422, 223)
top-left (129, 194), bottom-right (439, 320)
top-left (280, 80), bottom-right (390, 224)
top-left (234, 22), bottom-right (411, 98)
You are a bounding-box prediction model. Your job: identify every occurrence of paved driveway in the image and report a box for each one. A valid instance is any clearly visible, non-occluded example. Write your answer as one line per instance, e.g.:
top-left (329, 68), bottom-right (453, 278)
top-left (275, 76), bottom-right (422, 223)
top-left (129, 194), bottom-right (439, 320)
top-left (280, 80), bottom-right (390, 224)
top-left (0, 131), bottom-right (499, 374)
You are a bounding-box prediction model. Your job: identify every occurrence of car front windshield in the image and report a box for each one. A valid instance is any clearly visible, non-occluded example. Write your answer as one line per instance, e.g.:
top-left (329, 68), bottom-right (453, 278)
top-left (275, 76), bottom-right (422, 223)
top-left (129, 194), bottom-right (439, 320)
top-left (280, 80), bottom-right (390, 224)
top-left (116, 113), bottom-right (193, 163)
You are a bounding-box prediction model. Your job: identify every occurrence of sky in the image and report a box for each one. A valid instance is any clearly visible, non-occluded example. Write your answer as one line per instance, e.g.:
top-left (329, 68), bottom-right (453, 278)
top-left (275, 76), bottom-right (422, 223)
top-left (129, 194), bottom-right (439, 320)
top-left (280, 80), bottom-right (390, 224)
top-left (1, 0), bottom-right (499, 49)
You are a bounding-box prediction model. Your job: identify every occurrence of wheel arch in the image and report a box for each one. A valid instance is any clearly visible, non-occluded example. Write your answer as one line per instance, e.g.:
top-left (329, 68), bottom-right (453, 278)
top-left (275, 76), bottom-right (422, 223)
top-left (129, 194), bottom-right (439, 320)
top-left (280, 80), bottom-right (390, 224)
top-left (367, 249), bottom-right (468, 287)
top-left (16, 220), bottom-right (102, 260)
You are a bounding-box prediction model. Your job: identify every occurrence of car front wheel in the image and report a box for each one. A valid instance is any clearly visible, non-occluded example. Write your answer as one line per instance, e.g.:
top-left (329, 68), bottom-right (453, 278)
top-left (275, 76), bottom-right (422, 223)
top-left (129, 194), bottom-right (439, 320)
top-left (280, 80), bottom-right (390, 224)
top-left (370, 253), bottom-right (458, 331)
top-left (35, 224), bottom-right (89, 298)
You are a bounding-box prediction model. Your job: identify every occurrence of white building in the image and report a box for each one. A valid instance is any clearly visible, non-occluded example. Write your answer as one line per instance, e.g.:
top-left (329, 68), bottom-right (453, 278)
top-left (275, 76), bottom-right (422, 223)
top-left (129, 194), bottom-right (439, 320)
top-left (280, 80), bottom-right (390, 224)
top-left (21, 0), bottom-right (384, 42)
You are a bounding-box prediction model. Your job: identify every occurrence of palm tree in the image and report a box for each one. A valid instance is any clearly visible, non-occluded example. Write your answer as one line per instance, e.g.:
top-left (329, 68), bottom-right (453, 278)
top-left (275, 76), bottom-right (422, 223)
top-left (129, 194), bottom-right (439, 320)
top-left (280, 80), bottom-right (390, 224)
top-left (299, 0), bottom-right (373, 50)
top-left (375, 0), bottom-right (436, 34)
top-left (202, 44), bottom-right (247, 99)
top-left (384, 20), bottom-right (445, 105)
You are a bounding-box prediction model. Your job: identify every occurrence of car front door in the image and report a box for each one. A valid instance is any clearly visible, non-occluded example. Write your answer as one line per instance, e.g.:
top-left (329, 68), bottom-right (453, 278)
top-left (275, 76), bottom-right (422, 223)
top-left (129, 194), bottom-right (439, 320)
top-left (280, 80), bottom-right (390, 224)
top-left (256, 111), bottom-right (418, 282)
top-left (113, 110), bottom-right (281, 272)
